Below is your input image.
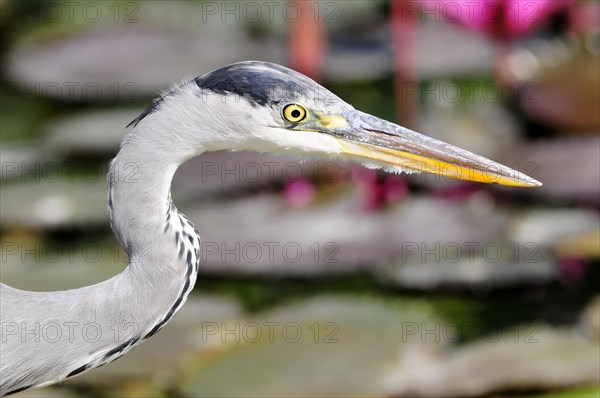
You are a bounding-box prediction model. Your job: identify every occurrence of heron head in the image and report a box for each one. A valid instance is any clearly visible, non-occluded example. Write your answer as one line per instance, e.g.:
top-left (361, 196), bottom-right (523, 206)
top-left (134, 61), bottom-right (541, 187)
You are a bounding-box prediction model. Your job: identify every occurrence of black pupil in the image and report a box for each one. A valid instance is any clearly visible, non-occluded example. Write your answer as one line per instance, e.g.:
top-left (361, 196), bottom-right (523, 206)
top-left (291, 109), bottom-right (301, 118)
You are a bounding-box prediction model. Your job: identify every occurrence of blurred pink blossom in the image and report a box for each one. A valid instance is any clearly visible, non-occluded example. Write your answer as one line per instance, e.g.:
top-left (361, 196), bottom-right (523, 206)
top-left (283, 178), bottom-right (316, 208)
top-left (558, 257), bottom-right (587, 286)
top-left (352, 166), bottom-right (409, 211)
top-left (383, 174), bottom-right (409, 203)
top-left (417, 0), bottom-right (574, 38)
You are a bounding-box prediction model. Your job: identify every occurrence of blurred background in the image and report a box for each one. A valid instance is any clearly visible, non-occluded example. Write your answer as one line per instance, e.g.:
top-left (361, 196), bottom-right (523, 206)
top-left (1, 0), bottom-right (599, 397)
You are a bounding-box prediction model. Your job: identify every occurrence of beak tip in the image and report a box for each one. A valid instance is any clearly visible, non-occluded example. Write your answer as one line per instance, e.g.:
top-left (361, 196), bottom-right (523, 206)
top-left (520, 175), bottom-right (543, 188)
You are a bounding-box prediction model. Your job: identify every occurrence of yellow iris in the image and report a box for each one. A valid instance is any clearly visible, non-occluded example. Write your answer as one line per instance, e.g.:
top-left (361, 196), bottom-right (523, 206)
top-left (282, 104), bottom-right (307, 123)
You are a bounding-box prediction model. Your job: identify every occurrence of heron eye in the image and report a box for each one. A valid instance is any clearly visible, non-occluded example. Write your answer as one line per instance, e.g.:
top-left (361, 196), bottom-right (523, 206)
top-left (282, 104), bottom-right (307, 123)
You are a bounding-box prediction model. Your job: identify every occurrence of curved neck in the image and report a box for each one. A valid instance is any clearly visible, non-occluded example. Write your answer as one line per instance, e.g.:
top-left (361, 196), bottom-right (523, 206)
top-left (107, 126), bottom-right (202, 323)
top-left (0, 122), bottom-right (205, 396)
top-left (1, 87), bottom-right (254, 396)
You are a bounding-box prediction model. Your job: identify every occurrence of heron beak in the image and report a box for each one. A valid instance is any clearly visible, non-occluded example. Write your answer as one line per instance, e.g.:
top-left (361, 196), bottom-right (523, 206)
top-left (321, 110), bottom-right (541, 187)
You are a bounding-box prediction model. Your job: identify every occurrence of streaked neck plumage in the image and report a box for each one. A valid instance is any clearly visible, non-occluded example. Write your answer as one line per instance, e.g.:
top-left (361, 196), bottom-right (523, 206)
top-left (0, 87), bottom-right (209, 396)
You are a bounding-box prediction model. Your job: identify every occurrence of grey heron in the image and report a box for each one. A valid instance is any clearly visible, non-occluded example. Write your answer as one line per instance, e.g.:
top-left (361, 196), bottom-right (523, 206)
top-left (0, 61), bottom-right (541, 396)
